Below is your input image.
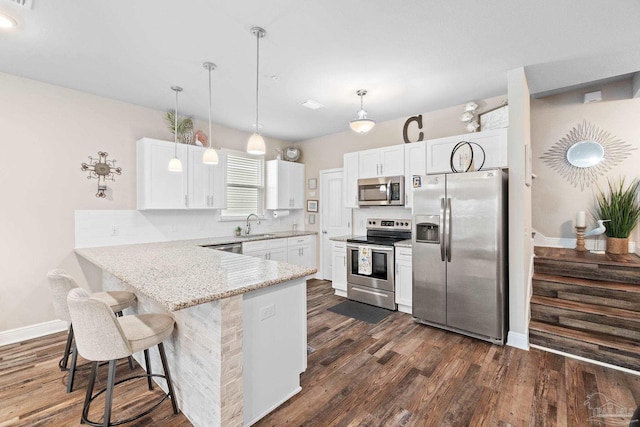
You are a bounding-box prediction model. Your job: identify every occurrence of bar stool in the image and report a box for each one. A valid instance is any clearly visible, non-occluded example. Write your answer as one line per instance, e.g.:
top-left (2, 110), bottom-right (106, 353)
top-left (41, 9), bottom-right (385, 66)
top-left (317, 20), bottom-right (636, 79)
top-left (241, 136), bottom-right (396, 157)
top-left (47, 269), bottom-right (136, 392)
top-left (67, 287), bottom-right (179, 427)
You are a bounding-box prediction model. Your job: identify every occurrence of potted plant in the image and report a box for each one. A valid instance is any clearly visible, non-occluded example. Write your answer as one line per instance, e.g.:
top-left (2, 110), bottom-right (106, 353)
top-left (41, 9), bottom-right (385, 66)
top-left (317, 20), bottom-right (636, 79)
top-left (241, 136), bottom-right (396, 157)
top-left (165, 109), bottom-right (194, 144)
top-left (594, 177), bottom-right (640, 254)
top-left (235, 226), bottom-right (242, 237)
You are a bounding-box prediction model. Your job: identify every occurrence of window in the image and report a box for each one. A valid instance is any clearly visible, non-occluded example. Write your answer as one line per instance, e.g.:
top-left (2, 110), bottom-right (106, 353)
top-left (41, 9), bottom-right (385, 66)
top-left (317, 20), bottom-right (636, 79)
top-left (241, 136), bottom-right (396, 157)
top-left (221, 152), bottom-right (264, 218)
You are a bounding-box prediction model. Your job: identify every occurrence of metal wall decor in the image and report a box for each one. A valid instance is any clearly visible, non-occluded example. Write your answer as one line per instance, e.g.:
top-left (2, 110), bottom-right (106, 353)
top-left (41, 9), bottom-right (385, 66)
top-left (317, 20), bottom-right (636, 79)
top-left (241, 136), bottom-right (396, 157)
top-left (540, 120), bottom-right (635, 191)
top-left (81, 152), bottom-right (122, 198)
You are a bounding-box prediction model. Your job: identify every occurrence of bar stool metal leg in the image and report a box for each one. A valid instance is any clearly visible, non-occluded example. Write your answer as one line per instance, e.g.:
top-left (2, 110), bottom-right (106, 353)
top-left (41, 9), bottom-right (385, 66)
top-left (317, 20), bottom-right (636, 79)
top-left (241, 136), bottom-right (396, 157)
top-left (144, 349), bottom-right (153, 391)
top-left (59, 325), bottom-right (74, 371)
top-left (158, 343), bottom-right (179, 415)
top-left (67, 342), bottom-right (79, 393)
top-left (81, 361), bottom-right (98, 425)
top-left (103, 360), bottom-right (117, 427)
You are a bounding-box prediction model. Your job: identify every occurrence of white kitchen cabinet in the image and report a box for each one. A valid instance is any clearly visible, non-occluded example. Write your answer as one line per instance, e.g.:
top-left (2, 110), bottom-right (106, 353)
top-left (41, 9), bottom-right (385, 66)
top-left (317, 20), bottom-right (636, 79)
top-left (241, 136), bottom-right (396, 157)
top-left (187, 146), bottom-right (227, 209)
top-left (331, 241), bottom-right (347, 297)
top-left (426, 128), bottom-right (507, 175)
top-left (137, 138), bottom-right (226, 210)
top-left (287, 235), bottom-right (316, 269)
top-left (404, 141), bottom-right (427, 209)
top-left (266, 160), bottom-right (305, 210)
top-left (358, 145), bottom-right (405, 179)
top-left (395, 247), bottom-right (412, 314)
top-left (242, 238), bottom-right (288, 261)
top-left (343, 152), bottom-right (359, 208)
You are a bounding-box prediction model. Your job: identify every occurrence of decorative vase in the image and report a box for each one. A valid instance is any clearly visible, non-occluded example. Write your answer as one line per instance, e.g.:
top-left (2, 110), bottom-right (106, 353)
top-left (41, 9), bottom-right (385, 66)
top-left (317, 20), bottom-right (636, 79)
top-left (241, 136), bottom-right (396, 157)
top-left (606, 237), bottom-right (629, 255)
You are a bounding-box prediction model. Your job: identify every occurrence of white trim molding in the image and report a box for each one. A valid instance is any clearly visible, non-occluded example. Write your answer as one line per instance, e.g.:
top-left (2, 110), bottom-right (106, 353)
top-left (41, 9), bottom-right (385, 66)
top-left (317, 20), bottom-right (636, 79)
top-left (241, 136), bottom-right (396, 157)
top-left (507, 330), bottom-right (529, 350)
top-left (0, 320), bottom-right (68, 347)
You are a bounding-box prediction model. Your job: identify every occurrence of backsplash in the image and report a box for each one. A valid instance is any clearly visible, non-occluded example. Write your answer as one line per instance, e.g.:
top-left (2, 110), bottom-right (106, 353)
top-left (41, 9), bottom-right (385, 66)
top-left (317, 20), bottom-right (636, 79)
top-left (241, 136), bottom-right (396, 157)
top-left (352, 206), bottom-right (412, 235)
top-left (75, 210), bottom-right (304, 248)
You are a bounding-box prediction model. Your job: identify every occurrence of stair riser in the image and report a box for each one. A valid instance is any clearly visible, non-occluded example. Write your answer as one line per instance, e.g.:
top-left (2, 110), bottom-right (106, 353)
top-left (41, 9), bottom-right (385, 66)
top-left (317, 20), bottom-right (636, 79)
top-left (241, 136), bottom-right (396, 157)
top-left (533, 280), bottom-right (640, 311)
top-left (530, 330), bottom-right (640, 372)
top-left (531, 304), bottom-right (640, 341)
top-left (534, 259), bottom-right (640, 285)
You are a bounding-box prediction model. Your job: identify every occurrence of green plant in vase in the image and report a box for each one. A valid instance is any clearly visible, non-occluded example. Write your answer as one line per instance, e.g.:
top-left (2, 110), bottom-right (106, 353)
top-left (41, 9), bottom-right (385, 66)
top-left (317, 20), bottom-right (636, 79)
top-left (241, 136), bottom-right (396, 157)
top-left (165, 110), bottom-right (194, 144)
top-left (594, 177), bottom-right (640, 254)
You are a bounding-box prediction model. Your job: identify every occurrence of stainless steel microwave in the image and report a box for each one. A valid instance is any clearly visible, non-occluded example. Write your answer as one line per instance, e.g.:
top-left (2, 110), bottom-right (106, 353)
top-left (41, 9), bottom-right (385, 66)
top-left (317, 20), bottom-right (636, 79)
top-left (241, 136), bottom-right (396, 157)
top-left (357, 176), bottom-right (405, 206)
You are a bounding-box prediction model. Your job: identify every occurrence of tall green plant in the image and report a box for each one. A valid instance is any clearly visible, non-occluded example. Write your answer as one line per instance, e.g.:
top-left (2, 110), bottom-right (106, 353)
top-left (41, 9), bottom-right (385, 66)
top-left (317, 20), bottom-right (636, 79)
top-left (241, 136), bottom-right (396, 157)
top-left (594, 177), bottom-right (640, 238)
top-left (165, 110), bottom-right (193, 139)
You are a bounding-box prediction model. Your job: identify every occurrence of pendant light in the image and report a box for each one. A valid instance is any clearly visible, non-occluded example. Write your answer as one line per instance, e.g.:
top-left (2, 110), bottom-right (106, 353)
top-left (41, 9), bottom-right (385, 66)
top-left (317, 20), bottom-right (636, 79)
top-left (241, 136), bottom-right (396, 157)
top-left (168, 86), bottom-right (184, 172)
top-left (349, 89), bottom-right (376, 134)
top-left (246, 26), bottom-right (266, 155)
top-left (202, 62), bottom-right (219, 164)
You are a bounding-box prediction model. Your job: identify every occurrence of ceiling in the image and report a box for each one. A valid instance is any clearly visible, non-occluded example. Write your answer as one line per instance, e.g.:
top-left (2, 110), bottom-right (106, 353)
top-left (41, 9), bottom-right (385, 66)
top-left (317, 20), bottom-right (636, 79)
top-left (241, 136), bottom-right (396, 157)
top-left (1, 0), bottom-right (639, 142)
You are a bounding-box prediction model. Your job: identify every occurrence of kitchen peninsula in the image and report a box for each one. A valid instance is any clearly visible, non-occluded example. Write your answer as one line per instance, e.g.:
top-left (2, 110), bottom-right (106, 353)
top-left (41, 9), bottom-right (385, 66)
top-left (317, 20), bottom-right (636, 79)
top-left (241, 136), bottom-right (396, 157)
top-left (75, 236), bottom-right (317, 427)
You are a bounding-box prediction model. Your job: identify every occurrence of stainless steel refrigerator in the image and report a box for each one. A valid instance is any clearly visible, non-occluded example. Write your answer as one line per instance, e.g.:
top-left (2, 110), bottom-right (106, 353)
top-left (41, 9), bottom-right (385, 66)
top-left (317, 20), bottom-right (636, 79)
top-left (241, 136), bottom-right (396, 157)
top-left (412, 170), bottom-right (507, 344)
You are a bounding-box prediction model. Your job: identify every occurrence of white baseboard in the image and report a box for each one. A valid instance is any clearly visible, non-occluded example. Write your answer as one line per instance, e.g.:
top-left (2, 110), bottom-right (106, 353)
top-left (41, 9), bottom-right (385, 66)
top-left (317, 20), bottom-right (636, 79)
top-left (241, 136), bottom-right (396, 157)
top-left (507, 330), bottom-right (529, 350)
top-left (0, 320), bottom-right (68, 347)
top-left (530, 344), bottom-right (640, 377)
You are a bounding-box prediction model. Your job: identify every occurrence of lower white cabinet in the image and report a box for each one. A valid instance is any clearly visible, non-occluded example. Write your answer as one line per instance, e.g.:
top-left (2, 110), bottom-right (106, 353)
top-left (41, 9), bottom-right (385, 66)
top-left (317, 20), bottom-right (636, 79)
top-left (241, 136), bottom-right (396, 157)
top-left (395, 247), bottom-right (412, 314)
top-left (331, 241), bottom-right (347, 297)
top-left (242, 235), bottom-right (316, 269)
top-left (242, 238), bottom-right (288, 261)
top-left (287, 235), bottom-right (316, 269)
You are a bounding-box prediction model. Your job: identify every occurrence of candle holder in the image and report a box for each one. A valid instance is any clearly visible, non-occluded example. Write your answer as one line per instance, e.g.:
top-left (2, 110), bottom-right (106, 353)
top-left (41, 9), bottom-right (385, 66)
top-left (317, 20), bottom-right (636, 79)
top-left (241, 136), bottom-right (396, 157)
top-left (575, 226), bottom-right (587, 252)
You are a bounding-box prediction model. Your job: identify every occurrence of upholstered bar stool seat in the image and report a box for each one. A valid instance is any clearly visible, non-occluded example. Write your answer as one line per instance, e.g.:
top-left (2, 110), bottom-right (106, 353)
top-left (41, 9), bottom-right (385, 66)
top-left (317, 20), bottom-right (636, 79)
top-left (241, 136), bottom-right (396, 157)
top-left (67, 288), bottom-right (179, 427)
top-left (47, 269), bottom-right (136, 393)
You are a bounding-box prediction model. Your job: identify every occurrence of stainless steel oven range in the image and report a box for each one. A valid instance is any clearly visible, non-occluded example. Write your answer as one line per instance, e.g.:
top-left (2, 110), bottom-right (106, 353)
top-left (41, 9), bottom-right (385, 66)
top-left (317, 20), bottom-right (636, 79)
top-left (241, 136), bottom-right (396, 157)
top-left (346, 218), bottom-right (411, 310)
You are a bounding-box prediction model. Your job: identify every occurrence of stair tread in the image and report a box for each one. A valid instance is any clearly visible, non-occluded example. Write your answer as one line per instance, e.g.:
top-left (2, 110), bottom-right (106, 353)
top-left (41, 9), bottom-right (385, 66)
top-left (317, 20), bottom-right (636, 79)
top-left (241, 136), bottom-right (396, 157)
top-left (533, 273), bottom-right (640, 293)
top-left (534, 246), bottom-right (640, 269)
top-left (530, 295), bottom-right (640, 322)
top-left (529, 320), bottom-right (639, 354)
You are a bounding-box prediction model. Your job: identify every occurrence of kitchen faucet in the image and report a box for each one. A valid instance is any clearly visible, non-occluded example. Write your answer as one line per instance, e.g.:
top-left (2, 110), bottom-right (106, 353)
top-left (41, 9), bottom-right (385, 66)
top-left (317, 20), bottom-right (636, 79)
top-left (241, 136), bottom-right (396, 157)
top-left (245, 213), bottom-right (261, 235)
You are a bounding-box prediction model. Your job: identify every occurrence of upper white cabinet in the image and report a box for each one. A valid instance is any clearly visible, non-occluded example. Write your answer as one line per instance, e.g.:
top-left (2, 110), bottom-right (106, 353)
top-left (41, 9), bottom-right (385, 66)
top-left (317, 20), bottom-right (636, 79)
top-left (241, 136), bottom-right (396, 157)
top-left (426, 128), bottom-right (507, 175)
top-left (137, 138), bottom-right (226, 210)
top-left (187, 146), bottom-right (227, 209)
top-left (343, 152), bottom-right (359, 208)
top-left (403, 141), bottom-right (426, 209)
top-left (266, 160), bottom-right (305, 210)
top-left (358, 145), bottom-right (405, 178)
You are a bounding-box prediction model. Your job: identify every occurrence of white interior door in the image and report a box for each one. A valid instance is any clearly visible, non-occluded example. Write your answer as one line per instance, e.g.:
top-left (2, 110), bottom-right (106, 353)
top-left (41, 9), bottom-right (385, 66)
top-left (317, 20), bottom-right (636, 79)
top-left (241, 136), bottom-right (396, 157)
top-left (320, 169), bottom-right (351, 280)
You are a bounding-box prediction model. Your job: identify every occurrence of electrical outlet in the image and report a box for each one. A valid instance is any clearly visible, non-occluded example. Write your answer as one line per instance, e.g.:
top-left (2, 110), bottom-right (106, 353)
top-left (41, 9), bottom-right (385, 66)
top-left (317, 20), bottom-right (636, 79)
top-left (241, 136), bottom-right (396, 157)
top-left (260, 304), bottom-right (276, 320)
top-left (111, 225), bottom-right (119, 236)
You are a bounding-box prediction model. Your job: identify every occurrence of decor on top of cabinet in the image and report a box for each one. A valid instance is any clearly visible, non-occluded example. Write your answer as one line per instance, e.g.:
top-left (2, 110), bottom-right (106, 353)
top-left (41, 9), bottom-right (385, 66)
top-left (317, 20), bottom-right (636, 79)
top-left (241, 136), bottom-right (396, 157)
top-left (459, 102), bottom-right (479, 133)
top-left (478, 102), bottom-right (508, 131)
top-left (81, 151), bottom-right (122, 198)
top-left (449, 141), bottom-right (486, 173)
top-left (540, 121), bottom-right (635, 191)
top-left (283, 146), bottom-right (300, 162)
top-left (593, 177), bottom-right (640, 255)
top-left (164, 109), bottom-right (194, 145)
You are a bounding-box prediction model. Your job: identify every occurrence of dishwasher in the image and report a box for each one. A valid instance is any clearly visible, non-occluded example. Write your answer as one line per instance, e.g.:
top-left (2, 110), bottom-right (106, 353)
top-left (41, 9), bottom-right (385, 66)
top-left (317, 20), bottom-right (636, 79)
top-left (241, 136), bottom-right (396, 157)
top-left (201, 242), bottom-right (243, 254)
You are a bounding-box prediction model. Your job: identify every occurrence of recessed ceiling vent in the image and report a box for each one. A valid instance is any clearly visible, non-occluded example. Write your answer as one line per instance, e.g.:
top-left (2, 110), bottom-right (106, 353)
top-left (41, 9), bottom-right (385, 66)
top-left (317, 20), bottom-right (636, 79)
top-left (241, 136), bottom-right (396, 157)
top-left (3, 0), bottom-right (32, 9)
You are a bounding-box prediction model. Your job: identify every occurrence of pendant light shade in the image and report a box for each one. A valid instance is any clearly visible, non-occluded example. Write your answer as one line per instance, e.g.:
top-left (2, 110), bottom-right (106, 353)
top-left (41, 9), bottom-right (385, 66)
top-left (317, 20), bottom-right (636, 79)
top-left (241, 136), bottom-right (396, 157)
top-left (349, 89), bottom-right (376, 134)
top-left (247, 27), bottom-right (266, 155)
top-left (202, 62), bottom-right (219, 165)
top-left (168, 86), bottom-right (184, 172)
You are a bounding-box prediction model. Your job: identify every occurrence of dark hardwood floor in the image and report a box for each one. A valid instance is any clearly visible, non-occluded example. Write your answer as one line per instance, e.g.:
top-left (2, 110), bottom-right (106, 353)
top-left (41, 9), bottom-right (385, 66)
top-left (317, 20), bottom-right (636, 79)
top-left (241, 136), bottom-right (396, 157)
top-left (2, 279), bottom-right (639, 426)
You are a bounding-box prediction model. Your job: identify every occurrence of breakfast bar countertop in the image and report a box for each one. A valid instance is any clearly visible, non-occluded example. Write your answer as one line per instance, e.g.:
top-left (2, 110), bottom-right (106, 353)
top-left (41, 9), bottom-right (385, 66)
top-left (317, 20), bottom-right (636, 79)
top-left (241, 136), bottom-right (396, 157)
top-left (75, 234), bottom-right (317, 312)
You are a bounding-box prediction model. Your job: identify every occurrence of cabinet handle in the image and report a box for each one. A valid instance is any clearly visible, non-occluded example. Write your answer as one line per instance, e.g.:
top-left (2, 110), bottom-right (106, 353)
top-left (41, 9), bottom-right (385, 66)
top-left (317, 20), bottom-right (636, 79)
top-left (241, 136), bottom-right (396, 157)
top-left (376, 164), bottom-right (379, 175)
top-left (343, 256), bottom-right (346, 266)
top-left (380, 164), bottom-right (383, 175)
top-left (185, 195), bottom-right (188, 207)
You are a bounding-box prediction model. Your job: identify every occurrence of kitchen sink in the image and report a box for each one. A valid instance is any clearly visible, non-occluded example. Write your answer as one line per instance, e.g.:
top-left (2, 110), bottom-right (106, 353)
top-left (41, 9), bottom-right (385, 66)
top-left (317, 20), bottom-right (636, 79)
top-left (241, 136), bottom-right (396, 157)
top-left (244, 233), bottom-right (276, 239)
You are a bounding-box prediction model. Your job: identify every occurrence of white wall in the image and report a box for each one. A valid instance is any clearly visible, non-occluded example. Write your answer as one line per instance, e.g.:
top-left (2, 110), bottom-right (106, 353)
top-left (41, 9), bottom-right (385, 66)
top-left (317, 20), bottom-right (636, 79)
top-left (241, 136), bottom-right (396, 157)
top-left (0, 71), bottom-right (291, 333)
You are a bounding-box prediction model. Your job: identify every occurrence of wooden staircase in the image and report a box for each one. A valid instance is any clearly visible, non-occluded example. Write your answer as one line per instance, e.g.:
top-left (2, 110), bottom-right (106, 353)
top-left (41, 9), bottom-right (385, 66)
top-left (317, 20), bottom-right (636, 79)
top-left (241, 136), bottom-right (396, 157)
top-left (530, 247), bottom-right (640, 371)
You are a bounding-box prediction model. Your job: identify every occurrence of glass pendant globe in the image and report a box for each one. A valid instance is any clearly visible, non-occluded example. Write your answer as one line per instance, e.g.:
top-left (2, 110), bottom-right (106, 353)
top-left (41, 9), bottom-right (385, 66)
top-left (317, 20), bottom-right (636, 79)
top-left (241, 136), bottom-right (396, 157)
top-left (168, 157), bottom-right (183, 172)
top-left (247, 132), bottom-right (266, 155)
top-left (202, 148), bottom-right (219, 165)
top-left (349, 118), bottom-right (376, 134)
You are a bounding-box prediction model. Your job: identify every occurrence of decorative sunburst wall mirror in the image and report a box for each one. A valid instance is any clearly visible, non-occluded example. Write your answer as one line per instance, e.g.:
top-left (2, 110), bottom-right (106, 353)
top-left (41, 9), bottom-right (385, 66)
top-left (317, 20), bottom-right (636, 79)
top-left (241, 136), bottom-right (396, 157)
top-left (540, 121), bottom-right (635, 190)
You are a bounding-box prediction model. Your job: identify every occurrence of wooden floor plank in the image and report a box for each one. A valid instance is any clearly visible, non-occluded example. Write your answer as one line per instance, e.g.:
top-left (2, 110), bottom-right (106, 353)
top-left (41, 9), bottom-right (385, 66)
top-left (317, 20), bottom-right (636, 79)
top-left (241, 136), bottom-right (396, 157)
top-left (2, 279), bottom-right (640, 426)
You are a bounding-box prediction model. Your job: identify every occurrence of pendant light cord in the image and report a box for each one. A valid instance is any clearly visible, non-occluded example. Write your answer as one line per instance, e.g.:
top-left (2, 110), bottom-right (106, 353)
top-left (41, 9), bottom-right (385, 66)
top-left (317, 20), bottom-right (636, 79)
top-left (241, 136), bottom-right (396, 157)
top-left (255, 31), bottom-right (260, 134)
top-left (174, 89), bottom-right (178, 157)
top-left (208, 67), bottom-right (213, 148)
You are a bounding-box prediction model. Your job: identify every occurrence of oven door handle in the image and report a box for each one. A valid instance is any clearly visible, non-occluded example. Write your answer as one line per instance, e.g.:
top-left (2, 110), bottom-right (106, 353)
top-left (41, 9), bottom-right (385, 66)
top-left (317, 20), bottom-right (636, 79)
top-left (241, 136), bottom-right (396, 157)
top-left (346, 243), bottom-right (394, 252)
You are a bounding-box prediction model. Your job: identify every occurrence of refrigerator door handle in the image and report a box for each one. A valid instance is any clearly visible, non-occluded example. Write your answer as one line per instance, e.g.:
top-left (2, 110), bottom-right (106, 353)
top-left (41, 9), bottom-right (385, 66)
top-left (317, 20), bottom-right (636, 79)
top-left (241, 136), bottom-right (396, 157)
top-left (440, 197), bottom-right (446, 262)
top-left (446, 197), bottom-right (452, 262)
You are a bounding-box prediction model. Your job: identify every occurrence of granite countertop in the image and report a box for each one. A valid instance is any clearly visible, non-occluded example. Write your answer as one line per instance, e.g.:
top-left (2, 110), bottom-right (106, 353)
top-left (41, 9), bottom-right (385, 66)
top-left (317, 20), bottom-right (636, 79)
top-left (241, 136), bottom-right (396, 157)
top-left (75, 232), bottom-right (317, 312)
top-left (395, 239), bottom-right (412, 248)
top-left (329, 235), bottom-right (353, 242)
